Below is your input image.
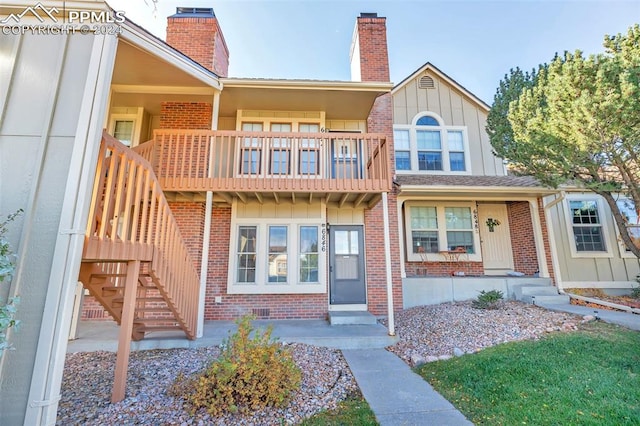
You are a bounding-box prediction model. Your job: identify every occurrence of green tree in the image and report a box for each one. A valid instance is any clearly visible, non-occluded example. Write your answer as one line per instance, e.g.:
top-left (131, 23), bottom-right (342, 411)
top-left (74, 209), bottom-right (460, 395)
top-left (487, 24), bottom-right (640, 258)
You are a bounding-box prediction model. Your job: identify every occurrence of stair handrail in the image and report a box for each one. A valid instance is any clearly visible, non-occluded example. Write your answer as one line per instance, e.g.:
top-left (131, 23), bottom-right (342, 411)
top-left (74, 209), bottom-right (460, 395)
top-left (85, 131), bottom-right (200, 338)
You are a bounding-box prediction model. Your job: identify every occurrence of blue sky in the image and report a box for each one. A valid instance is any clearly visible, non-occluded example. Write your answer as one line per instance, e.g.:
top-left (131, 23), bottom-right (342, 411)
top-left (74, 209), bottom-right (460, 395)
top-left (107, 0), bottom-right (639, 103)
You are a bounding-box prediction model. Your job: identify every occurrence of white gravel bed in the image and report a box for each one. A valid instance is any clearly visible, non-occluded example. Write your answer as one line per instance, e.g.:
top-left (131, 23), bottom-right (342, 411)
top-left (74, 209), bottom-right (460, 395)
top-left (57, 343), bottom-right (358, 425)
top-left (385, 300), bottom-right (585, 366)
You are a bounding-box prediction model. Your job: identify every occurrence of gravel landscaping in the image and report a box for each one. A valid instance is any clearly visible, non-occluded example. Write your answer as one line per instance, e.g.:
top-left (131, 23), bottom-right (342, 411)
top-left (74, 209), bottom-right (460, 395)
top-left (58, 300), bottom-right (585, 425)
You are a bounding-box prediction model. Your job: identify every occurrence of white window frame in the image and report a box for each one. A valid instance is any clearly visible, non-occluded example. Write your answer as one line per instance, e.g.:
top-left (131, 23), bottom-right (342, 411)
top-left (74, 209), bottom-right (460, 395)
top-left (394, 112), bottom-right (471, 175)
top-left (404, 202), bottom-right (481, 262)
top-left (108, 108), bottom-right (144, 147)
top-left (613, 197), bottom-right (640, 258)
top-left (228, 218), bottom-right (326, 294)
top-left (564, 195), bottom-right (613, 258)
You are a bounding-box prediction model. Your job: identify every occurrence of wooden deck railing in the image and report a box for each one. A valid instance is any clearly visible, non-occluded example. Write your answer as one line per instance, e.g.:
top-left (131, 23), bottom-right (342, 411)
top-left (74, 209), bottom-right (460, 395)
top-left (133, 130), bottom-right (391, 194)
top-left (84, 131), bottom-right (200, 337)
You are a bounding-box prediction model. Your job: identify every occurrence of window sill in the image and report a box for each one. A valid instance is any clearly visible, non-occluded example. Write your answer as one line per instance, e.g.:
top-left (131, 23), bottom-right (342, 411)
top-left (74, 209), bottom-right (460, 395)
top-left (227, 283), bottom-right (326, 295)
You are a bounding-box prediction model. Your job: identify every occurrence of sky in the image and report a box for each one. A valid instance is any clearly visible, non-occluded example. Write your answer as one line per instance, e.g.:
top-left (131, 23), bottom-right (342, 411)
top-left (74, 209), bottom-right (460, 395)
top-left (106, 0), bottom-right (639, 104)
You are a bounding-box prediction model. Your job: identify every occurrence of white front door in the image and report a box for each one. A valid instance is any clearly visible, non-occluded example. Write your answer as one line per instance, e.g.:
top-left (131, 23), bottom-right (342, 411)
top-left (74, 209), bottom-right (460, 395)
top-left (478, 203), bottom-right (514, 275)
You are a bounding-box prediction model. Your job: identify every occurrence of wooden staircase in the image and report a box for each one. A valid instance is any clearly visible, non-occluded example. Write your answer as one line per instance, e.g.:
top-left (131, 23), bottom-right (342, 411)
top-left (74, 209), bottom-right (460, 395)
top-left (79, 132), bottom-right (201, 401)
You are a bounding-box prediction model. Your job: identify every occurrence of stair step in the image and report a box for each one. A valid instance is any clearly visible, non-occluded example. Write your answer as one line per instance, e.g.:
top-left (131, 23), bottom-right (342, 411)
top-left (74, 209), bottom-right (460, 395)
top-left (522, 294), bottom-right (571, 304)
top-left (135, 307), bottom-right (173, 313)
top-left (329, 311), bottom-right (377, 326)
top-left (134, 318), bottom-right (178, 324)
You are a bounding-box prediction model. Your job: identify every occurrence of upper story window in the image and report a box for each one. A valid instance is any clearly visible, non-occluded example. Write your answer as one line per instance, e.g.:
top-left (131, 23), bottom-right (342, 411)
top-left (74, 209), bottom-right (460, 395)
top-left (394, 112), bottom-right (470, 174)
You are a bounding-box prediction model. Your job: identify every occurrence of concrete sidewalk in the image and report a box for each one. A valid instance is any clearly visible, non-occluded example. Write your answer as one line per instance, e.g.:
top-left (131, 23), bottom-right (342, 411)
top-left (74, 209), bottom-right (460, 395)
top-left (343, 349), bottom-right (473, 426)
top-left (537, 301), bottom-right (640, 331)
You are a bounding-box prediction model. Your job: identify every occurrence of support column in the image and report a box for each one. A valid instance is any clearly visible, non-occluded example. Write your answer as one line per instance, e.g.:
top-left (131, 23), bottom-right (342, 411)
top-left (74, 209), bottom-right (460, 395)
top-left (529, 199), bottom-right (549, 278)
top-left (112, 260), bottom-right (140, 403)
top-left (382, 192), bottom-right (395, 336)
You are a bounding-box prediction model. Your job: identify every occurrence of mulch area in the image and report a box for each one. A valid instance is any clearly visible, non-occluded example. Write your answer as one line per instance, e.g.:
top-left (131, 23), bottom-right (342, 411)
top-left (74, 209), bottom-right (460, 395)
top-left (567, 288), bottom-right (640, 311)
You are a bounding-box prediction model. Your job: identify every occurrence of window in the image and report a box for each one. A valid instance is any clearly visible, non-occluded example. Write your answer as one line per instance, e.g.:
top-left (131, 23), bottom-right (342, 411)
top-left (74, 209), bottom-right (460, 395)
top-left (570, 200), bottom-right (605, 252)
top-left (229, 219), bottom-right (325, 294)
top-left (394, 129), bottom-right (410, 171)
top-left (270, 123), bottom-right (291, 175)
top-left (299, 226), bottom-right (319, 282)
top-left (237, 226), bottom-right (257, 283)
top-left (268, 226), bottom-right (287, 282)
top-left (405, 203), bottom-right (480, 262)
top-left (299, 124), bottom-right (320, 175)
top-left (240, 123), bottom-right (263, 174)
top-left (113, 120), bottom-right (134, 147)
top-left (394, 112), bottom-right (470, 174)
top-left (616, 198), bottom-right (640, 254)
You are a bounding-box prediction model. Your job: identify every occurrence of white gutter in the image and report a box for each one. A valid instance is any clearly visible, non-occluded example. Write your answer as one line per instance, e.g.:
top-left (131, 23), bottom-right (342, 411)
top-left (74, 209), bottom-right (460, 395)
top-left (382, 192), bottom-right (395, 336)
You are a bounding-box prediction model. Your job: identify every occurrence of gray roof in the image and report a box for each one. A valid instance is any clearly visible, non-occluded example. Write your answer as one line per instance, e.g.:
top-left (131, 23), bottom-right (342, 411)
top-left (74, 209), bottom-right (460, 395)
top-left (396, 175), bottom-right (544, 188)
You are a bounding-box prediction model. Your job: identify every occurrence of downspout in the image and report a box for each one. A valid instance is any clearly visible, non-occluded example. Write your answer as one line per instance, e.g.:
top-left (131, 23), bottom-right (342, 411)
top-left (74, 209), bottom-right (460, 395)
top-left (197, 90), bottom-right (220, 338)
top-left (543, 191), bottom-right (566, 293)
top-left (382, 192), bottom-right (395, 336)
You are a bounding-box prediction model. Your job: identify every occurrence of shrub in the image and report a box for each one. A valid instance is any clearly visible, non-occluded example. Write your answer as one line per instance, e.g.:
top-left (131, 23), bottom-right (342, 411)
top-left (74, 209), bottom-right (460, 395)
top-left (171, 315), bottom-right (301, 416)
top-left (472, 290), bottom-right (504, 310)
top-left (631, 275), bottom-right (640, 299)
top-left (0, 209), bottom-right (22, 353)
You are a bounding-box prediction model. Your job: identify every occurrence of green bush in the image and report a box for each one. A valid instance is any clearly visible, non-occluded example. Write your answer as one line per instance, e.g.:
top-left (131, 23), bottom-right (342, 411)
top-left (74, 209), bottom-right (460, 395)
top-left (472, 289), bottom-right (504, 310)
top-left (631, 275), bottom-right (640, 299)
top-left (0, 209), bottom-right (22, 353)
top-left (171, 315), bottom-right (301, 416)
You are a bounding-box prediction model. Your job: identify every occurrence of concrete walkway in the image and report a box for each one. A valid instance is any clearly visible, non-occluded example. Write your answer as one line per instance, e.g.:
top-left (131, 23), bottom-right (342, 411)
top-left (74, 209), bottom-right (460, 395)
top-left (537, 300), bottom-right (640, 331)
top-left (342, 349), bottom-right (473, 426)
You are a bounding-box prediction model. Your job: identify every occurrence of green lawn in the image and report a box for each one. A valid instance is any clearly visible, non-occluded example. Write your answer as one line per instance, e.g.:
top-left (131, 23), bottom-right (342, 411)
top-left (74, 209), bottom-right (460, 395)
top-left (416, 321), bottom-right (640, 425)
top-left (300, 396), bottom-right (378, 426)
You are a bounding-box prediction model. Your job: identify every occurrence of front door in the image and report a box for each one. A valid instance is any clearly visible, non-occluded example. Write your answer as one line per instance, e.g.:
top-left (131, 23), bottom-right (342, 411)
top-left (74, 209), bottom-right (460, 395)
top-left (478, 203), bottom-right (514, 275)
top-left (329, 225), bottom-right (366, 304)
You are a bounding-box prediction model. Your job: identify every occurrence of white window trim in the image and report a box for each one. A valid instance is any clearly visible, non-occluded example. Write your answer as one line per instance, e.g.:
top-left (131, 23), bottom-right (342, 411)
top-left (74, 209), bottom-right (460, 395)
top-left (228, 218), bottom-right (326, 294)
top-left (108, 109), bottom-right (144, 147)
top-left (404, 201), bottom-right (481, 262)
top-left (612, 197), bottom-right (640, 258)
top-left (564, 195), bottom-right (614, 258)
top-left (394, 112), bottom-right (472, 175)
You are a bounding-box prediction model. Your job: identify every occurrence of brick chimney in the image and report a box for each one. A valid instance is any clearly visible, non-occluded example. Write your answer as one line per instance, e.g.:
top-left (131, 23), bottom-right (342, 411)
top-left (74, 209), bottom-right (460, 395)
top-left (350, 13), bottom-right (390, 82)
top-left (166, 7), bottom-right (229, 77)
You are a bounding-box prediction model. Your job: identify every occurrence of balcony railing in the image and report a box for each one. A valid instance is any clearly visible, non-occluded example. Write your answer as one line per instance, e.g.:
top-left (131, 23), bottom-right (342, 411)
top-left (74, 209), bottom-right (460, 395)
top-left (133, 130), bottom-right (391, 196)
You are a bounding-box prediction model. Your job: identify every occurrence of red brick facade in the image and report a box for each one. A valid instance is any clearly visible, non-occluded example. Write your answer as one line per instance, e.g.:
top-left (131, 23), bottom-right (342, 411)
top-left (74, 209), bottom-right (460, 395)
top-left (355, 14), bottom-right (390, 82)
top-left (159, 102), bottom-right (212, 129)
top-left (166, 14), bottom-right (229, 77)
top-left (508, 201), bottom-right (539, 275)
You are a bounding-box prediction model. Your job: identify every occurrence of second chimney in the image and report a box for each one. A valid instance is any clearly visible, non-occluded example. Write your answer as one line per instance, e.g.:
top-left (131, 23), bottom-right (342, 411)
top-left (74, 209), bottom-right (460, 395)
top-left (166, 7), bottom-right (229, 77)
top-left (350, 12), bottom-right (390, 82)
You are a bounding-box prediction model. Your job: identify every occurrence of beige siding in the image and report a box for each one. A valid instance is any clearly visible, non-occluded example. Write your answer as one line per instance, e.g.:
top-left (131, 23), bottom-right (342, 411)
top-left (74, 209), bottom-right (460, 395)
top-left (327, 208), bottom-right (365, 224)
top-left (325, 120), bottom-right (367, 132)
top-left (393, 70), bottom-right (505, 176)
top-left (236, 200), bottom-right (324, 219)
top-left (0, 31), bottom-right (116, 424)
top-left (218, 116), bottom-right (236, 130)
top-left (547, 193), bottom-right (640, 287)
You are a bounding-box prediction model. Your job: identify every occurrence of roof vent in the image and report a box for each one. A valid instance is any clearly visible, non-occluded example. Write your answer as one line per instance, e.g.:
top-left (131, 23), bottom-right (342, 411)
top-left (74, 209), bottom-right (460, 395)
top-left (174, 7), bottom-right (215, 17)
top-left (360, 12), bottom-right (378, 18)
top-left (419, 75), bottom-right (435, 89)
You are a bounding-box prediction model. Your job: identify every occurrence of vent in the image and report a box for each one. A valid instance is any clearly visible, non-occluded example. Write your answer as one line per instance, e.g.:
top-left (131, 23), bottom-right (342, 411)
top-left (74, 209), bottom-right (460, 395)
top-left (360, 12), bottom-right (378, 18)
top-left (175, 7), bottom-right (215, 16)
top-left (418, 76), bottom-right (435, 89)
top-left (252, 308), bottom-right (270, 318)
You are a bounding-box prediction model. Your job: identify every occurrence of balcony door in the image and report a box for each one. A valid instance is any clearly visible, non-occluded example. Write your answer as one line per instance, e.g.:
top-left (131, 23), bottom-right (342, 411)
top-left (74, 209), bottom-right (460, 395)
top-left (331, 138), bottom-right (363, 179)
top-left (329, 225), bottom-right (366, 305)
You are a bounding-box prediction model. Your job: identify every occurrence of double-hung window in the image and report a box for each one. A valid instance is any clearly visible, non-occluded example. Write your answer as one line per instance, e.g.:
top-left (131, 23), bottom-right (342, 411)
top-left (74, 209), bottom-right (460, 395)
top-left (565, 196), bottom-right (612, 257)
top-left (269, 123), bottom-right (291, 175)
top-left (393, 112), bottom-right (470, 174)
top-left (241, 122), bottom-right (263, 174)
top-left (405, 203), bottom-right (480, 262)
top-left (299, 123), bottom-right (320, 175)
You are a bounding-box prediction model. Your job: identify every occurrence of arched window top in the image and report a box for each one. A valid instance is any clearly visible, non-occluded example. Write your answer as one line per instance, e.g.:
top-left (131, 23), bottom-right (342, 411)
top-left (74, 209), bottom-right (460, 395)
top-left (412, 112), bottom-right (444, 127)
top-left (416, 116), bottom-right (439, 126)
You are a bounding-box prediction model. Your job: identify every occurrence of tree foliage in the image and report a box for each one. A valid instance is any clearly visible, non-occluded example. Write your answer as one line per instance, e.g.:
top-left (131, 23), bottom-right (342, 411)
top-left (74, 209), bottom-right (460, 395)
top-left (487, 24), bottom-right (640, 257)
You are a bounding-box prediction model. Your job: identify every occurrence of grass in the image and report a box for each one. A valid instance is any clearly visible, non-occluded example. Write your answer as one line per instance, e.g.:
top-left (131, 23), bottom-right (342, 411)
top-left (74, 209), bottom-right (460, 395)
top-left (300, 396), bottom-right (378, 426)
top-left (416, 321), bottom-right (640, 425)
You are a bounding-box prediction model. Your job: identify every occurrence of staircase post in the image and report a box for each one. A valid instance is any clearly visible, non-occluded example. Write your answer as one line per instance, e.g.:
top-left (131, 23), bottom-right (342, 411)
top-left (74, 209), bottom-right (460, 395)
top-left (111, 259), bottom-right (140, 403)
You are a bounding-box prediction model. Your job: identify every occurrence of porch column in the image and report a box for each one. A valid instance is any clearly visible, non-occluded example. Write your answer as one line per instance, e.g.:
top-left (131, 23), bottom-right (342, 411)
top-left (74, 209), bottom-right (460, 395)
top-left (528, 199), bottom-right (549, 278)
top-left (382, 192), bottom-right (395, 336)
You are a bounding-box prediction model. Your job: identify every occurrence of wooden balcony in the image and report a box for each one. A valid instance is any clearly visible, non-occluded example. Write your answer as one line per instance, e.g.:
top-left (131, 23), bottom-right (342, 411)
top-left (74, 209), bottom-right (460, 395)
top-left (132, 130), bottom-right (392, 207)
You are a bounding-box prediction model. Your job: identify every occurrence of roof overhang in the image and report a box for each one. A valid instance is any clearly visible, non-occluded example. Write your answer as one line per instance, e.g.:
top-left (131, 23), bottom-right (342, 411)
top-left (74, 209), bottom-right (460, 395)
top-left (398, 184), bottom-right (558, 200)
top-left (109, 15), bottom-right (221, 115)
top-left (219, 78), bottom-right (393, 120)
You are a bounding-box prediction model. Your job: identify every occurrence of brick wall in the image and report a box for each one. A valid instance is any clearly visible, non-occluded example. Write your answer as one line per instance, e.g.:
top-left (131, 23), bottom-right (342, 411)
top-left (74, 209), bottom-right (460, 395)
top-left (203, 206), bottom-right (327, 320)
top-left (166, 15), bottom-right (229, 77)
top-left (159, 102), bottom-right (212, 129)
top-left (404, 261), bottom-right (485, 277)
top-left (508, 201), bottom-right (539, 275)
top-left (168, 202), bottom-right (205, 273)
